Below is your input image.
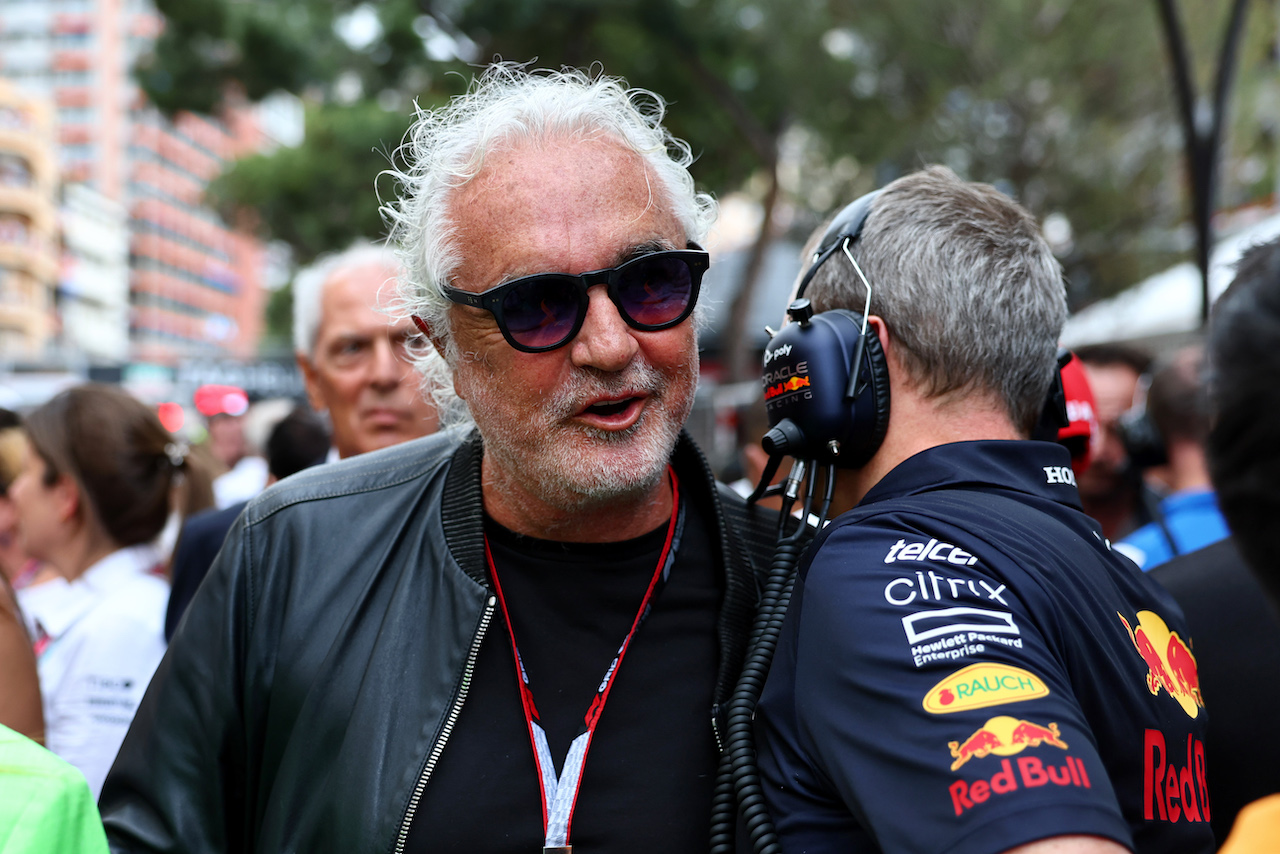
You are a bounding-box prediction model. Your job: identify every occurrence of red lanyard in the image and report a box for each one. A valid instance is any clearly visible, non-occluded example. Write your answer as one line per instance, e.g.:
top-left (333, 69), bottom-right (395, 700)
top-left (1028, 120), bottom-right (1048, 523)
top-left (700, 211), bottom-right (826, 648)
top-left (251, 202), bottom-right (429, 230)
top-left (485, 467), bottom-right (684, 853)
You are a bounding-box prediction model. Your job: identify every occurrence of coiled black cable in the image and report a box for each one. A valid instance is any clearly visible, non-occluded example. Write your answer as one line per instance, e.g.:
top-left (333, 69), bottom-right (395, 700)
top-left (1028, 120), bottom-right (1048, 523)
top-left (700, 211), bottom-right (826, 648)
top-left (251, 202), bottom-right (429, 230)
top-left (709, 459), bottom-right (835, 854)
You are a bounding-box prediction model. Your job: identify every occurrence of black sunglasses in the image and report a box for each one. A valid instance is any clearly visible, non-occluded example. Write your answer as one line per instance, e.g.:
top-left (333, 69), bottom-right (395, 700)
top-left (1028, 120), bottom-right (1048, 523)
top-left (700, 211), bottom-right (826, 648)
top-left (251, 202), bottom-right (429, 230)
top-left (442, 247), bottom-right (709, 353)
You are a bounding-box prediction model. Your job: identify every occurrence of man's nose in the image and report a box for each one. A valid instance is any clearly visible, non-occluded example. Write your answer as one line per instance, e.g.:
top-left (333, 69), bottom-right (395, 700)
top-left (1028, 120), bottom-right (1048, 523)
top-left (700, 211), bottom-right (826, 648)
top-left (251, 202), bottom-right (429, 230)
top-left (570, 286), bottom-right (639, 371)
top-left (370, 336), bottom-right (407, 388)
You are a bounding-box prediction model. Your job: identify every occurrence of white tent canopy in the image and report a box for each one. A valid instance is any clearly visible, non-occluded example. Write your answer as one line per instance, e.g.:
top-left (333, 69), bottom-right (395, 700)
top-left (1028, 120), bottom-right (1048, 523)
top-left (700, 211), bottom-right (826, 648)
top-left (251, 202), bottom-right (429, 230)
top-left (1061, 210), bottom-right (1280, 348)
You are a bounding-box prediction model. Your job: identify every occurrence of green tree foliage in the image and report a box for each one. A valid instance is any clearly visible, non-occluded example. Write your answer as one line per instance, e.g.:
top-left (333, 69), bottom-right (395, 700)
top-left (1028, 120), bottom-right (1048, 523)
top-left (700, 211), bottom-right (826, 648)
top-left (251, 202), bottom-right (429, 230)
top-left (137, 0), bottom-right (317, 114)
top-left (206, 102), bottom-right (415, 265)
top-left (140, 0), bottom-right (1280, 350)
top-left (262, 279), bottom-right (295, 357)
top-left (751, 0), bottom-right (1276, 307)
top-left (802, 0), bottom-right (1190, 303)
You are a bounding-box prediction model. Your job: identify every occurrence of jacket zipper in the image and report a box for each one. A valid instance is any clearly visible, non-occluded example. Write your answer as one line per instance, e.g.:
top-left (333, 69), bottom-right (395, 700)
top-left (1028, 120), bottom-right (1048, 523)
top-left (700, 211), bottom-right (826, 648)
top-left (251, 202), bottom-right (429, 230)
top-left (393, 595), bottom-right (495, 853)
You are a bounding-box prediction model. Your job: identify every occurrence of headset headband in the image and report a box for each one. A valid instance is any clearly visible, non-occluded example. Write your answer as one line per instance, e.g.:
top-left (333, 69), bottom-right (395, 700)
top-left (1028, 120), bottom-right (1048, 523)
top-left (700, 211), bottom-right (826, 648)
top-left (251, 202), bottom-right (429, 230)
top-left (795, 189), bottom-right (882, 300)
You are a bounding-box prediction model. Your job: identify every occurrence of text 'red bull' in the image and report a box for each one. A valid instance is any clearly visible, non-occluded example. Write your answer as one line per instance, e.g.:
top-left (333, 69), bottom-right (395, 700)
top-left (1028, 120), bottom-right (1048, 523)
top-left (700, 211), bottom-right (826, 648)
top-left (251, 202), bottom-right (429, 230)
top-left (950, 756), bottom-right (1091, 816)
top-left (1144, 729), bottom-right (1210, 824)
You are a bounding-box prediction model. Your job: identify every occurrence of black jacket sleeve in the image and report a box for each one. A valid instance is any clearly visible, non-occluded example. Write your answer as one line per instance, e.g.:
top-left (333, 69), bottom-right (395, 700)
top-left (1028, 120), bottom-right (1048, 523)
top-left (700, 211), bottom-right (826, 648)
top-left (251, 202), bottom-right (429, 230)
top-left (101, 512), bottom-right (256, 854)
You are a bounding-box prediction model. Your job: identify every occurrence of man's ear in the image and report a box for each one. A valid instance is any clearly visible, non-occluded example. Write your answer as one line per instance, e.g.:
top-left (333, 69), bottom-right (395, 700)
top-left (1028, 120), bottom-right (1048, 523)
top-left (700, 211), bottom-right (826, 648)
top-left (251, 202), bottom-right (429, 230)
top-left (413, 316), bottom-right (468, 402)
top-left (868, 315), bottom-right (891, 357)
top-left (411, 315), bottom-right (449, 356)
top-left (867, 315), bottom-right (902, 390)
top-left (295, 352), bottom-right (326, 414)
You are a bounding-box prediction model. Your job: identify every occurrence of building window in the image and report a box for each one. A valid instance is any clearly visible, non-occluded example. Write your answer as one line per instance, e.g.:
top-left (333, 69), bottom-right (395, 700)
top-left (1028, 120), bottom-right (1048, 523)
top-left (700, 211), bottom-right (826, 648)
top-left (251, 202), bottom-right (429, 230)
top-left (57, 106), bottom-right (94, 125)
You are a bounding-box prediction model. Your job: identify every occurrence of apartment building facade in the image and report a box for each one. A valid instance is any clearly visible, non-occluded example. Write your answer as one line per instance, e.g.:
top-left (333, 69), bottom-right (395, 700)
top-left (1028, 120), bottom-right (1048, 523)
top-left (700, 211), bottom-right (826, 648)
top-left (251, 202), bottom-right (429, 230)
top-left (0, 78), bottom-right (58, 359)
top-left (0, 0), bottom-right (271, 367)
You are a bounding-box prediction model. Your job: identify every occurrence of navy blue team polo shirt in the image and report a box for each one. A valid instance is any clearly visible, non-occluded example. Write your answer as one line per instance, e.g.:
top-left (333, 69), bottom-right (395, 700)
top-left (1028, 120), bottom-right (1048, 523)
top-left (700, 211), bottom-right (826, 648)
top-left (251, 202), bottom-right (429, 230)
top-left (756, 440), bottom-right (1213, 854)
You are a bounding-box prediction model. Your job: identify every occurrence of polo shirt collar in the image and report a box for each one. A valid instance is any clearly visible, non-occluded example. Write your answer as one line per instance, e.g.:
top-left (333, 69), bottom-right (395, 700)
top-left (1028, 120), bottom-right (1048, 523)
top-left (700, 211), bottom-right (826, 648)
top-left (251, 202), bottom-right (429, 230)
top-left (861, 439), bottom-right (1083, 510)
top-left (33, 544), bottom-right (163, 639)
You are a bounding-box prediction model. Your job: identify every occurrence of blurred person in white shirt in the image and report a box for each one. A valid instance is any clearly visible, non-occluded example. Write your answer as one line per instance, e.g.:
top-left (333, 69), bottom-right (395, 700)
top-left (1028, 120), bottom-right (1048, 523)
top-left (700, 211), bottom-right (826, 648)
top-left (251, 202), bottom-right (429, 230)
top-left (10, 384), bottom-right (213, 798)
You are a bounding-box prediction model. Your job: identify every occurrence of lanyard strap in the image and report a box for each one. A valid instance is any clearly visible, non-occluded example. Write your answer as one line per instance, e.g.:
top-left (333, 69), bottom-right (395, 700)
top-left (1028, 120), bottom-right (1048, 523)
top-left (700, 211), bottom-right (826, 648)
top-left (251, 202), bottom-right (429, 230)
top-left (486, 467), bottom-right (685, 852)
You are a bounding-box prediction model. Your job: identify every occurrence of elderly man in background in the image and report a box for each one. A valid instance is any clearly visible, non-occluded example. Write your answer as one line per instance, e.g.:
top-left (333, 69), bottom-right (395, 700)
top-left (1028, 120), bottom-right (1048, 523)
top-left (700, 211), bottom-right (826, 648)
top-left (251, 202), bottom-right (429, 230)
top-left (100, 65), bottom-right (774, 854)
top-left (293, 242), bottom-right (438, 458)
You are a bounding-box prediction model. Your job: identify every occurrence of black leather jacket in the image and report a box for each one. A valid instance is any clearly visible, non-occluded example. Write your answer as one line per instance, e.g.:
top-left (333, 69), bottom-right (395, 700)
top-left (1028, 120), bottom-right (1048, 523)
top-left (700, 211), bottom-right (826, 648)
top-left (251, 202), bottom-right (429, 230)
top-left (101, 428), bottom-right (775, 853)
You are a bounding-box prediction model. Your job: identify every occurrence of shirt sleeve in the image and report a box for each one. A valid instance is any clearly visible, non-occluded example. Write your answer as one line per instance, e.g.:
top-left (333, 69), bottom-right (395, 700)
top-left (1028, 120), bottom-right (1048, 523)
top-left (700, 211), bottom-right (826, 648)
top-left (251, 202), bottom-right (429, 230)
top-left (758, 517), bottom-right (1132, 854)
top-left (0, 728), bottom-right (110, 854)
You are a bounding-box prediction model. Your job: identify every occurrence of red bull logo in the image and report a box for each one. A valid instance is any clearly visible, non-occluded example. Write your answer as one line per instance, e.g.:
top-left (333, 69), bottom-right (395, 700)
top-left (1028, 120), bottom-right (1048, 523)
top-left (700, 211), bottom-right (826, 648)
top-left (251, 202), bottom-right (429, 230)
top-left (947, 715), bottom-right (1068, 771)
top-left (1118, 611), bottom-right (1203, 718)
top-left (763, 375), bottom-right (811, 401)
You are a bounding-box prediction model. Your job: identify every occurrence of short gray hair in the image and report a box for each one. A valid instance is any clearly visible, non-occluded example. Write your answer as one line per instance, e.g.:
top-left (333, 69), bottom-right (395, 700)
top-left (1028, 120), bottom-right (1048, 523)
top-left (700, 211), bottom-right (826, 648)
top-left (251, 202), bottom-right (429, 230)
top-left (292, 241), bottom-right (402, 357)
top-left (803, 166), bottom-right (1066, 434)
top-left (381, 64), bottom-right (717, 422)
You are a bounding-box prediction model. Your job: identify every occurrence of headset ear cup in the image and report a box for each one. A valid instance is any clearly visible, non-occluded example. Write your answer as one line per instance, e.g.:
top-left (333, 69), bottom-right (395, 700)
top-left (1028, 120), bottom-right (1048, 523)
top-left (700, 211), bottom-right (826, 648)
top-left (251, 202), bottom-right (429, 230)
top-left (858, 322), bottom-right (892, 461)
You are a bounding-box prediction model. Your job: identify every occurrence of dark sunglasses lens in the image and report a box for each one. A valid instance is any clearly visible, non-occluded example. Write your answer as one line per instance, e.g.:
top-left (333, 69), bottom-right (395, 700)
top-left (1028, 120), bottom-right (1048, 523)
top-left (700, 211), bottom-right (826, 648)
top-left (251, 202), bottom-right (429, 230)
top-left (615, 256), bottom-right (694, 328)
top-left (501, 276), bottom-right (581, 350)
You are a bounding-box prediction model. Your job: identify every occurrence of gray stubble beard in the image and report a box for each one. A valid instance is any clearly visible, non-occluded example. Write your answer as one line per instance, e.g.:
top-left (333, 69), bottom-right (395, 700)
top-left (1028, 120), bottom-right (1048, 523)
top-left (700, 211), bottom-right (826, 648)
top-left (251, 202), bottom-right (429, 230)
top-left (472, 357), bottom-right (695, 515)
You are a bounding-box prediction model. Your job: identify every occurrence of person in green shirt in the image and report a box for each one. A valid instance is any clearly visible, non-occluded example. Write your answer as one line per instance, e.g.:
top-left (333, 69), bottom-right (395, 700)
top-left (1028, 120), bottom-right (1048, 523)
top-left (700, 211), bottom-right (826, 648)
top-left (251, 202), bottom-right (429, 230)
top-left (0, 724), bottom-right (107, 854)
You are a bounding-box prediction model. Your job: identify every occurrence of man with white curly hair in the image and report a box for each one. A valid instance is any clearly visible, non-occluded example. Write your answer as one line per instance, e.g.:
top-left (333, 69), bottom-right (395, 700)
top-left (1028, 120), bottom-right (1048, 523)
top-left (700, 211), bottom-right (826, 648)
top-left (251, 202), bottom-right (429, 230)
top-left (100, 65), bottom-right (775, 854)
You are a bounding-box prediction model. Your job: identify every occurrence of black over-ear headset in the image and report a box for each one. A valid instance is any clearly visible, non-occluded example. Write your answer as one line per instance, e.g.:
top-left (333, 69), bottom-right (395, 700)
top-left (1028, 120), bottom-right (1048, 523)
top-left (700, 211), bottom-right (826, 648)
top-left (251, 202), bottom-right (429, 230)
top-left (750, 190), bottom-right (891, 501)
top-left (713, 190), bottom-right (889, 854)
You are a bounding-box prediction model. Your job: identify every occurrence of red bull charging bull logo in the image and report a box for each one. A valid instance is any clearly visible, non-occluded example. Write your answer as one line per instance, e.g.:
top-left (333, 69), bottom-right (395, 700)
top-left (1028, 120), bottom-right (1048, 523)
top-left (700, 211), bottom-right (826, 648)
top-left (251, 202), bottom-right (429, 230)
top-left (948, 715), bottom-right (1068, 771)
top-left (1118, 611), bottom-right (1203, 719)
top-left (764, 375), bottom-right (811, 401)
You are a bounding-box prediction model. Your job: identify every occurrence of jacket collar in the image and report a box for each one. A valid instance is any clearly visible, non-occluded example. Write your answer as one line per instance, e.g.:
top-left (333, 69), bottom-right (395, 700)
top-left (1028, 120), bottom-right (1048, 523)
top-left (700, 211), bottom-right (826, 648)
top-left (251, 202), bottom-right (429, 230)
top-left (441, 430), bottom-right (487, 588)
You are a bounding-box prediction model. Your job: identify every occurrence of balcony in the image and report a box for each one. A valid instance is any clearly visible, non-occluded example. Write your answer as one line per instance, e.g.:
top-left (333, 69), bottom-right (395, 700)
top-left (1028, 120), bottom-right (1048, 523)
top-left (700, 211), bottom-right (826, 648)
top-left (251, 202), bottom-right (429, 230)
top-left (0, 130), bottom-right (56, 181)
top-left (60, 124), bottom-right (93, 146)
top-left (51, 50), bottom-right (91, 73)
top-left (56, 88), bottom-right (93, 108)
top-left (0, 187), bottom-right (54, 234)
top-left (0, 242), bottom-right (58, 283)
top-left (53, 13), bottom-right (93, 35)
top-left (0, 298), bottom-right (50, 355)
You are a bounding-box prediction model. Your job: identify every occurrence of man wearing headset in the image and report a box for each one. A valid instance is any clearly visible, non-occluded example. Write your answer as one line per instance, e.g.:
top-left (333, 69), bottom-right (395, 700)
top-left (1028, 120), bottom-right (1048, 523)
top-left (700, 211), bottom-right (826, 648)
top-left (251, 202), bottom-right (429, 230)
top-left (100, 66), bottom-right (774, 853)
top-left (754, 167), bottom-right (1211, 853)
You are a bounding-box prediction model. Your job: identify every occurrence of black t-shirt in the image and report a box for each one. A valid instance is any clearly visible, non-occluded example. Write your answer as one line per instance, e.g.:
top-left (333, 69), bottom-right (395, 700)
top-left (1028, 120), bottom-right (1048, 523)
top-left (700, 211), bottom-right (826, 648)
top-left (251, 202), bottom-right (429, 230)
top-left (406, 493), bottom-right (721, 852)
